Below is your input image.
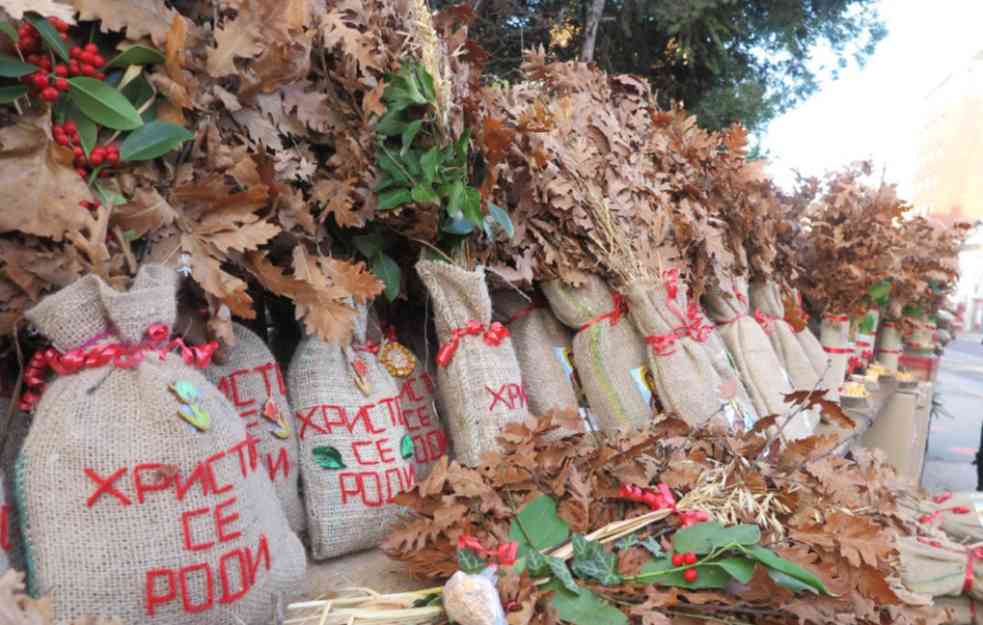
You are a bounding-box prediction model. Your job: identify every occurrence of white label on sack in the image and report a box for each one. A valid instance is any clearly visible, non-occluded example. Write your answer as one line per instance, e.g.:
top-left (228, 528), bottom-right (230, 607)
top-left (630, 366), bottom-right (654, 405)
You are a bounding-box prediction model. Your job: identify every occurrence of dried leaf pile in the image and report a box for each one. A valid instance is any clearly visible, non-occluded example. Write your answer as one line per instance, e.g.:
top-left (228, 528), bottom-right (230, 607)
top-left (382, 407), bottom-right (954, 625)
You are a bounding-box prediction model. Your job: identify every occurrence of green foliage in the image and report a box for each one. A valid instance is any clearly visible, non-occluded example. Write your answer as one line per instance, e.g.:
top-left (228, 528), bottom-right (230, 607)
top-left (68, 77), bottom-right (143, 130)
top-left (547, 582), bottom-right (628, 625)
top-left (457, 548), bottom-right (487, 574)
top-left (671, 522), bottom-right (760, 554)
top-left (0, 54), bottom-right (37, 78)
top-left (570, 534), bottom-right (622, 586)
top-left (119, 121), bottom-right (194, 161)
top-left (508, 495), bottom-right (571, 555)
top-left (434, 0), bottom-right (885, 132)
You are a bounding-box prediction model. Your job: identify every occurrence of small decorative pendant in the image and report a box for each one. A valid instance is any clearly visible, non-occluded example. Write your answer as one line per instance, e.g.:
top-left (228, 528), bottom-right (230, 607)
top-left (380, 341), bottom-right (417, 378)
top-left (169, 381), bottom-right (211, 431)
top-left (263, 396), bottom-right (291, 440)
top-left (312, 445), bottom-right (346, 470)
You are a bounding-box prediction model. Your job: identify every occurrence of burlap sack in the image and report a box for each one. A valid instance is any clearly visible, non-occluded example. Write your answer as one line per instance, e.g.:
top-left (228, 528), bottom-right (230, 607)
top-left (936, 597), bottom-right (983, 624)
top-left (493, 290), bottom-right (578, 415)
top-left (820, 314), bottom-right (851, 395)
top-left (749, 280), bottom-right (823, 393)
top-left (19, 265), bottom-right (305, 624)
top-left (625, 279), bottom-right (722, 426)
top-left (416, 261), bottom-right (529, 466)
top-left (789, 289), bottom-right (831, 388)
top-left (205, 322), bottom-right (305, 534)
top-left (899, 536), bottom-right (983, 600)
top-left (288, 304), bottom-right (415, 559)
top-left (705, 277), bottom-right (817, 440)
top-left (701, 326), bottom-right (759, 429)
top-left (542, 275), bottom-right (650, 431)
top-left (878, 321), bottom-right (904, 373)
top-left (916, 493), bottom-right (983, 544)
top-left (854, 308), bottom-right (880, 367)
top-left (0, 397), bottom-right (30, 573)
top-left (911, 320), bottom-right (937, 353)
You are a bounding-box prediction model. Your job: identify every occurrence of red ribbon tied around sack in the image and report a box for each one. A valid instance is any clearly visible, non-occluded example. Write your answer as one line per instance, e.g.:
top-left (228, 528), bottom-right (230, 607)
top-left (579, 292), bottom-right (626, 333)
top-left (436, 320), bottom-right (509, 368)
top-left (917, 537), bottom-right (983, 594)
top-left (754, 309), bottom-right (776, 335)
top-left (18, 323), bottom-right (218, 411)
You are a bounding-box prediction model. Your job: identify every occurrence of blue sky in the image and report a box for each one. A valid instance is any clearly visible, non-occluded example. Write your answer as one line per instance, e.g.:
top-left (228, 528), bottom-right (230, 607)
top-left (763, 0), bottom-right (983, 198)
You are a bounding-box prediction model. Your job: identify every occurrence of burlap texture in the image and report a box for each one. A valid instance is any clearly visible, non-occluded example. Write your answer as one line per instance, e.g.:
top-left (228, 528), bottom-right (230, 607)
top-left (626, 281), bottom-right (721, 426)
top-left (493, 290), bottom-right (578, 415)
top-left (705, 278), bottom-right (817, 440)
top-left (701, 328), bottom-right (758, 429)
top-left (899, 536), bottom-right (983, 600)
top-left (820, 316), bottom-right (851, 395)
top-left (918, 493), bottom-right (983, 544)
top-left (542, 276), bottom-right (649, 431)
top-left (288, 304), bottom-right (414, 559)
top-left (878, 322), bottom-right (904, 372)
top-left (0, 397), bottom-right (30, 573)
top-left (936, 597), bottom-right (983, 625)
top-left (20, 265), bottom-right (305, 625)
top-left (749, 281), bottom-right (822, 392)
top-left (911, 321), bottom-right (936, 352)
top-left (854, 308), bottom-right (880, 366)
top-left (416, 261), bottom-right (528, 466)
top-left (205, 323), bottom-right (305, 534)
top-left (391, 339), bottom-right (448, 481)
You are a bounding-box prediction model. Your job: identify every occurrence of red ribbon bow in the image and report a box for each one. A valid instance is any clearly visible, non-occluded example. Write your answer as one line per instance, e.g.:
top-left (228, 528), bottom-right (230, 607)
top-left (354, 340), bottom-right (380, 355)
top-left (754, 309), bottom-right (777, 335)
top-left (18, 324), bottom-right (218, 412)
top-left (579, 292), bottom-right (626, 333)
top-left (436, 321), bottom-right (509, 368)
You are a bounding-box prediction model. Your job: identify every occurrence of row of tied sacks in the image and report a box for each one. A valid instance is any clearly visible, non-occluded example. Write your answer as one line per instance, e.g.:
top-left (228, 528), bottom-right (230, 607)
top-left (0, 259), bottom-right (864, 625)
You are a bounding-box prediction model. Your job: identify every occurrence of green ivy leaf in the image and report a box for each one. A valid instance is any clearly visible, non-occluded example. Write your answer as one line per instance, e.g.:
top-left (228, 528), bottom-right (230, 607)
top-left (374, 108), bottom-right (406, 136)
top-left (376, 151), bottom-right (411, 185)
top-left (411, 183), bottom-right (439, 205)
top-left (400, 119), bottom-right (422, 156)
top-left (0, 85), bottom-right (27, 104)
top-left (107, 45), bottom-right (165, 67)
top-left (639, 557), bottom-right (731, 589)
top-left (639, 536), bottom-right (664, 558)
top-left (508, 495), bottom-right (570, 556)
top-left (446, 180), bottom-right (466, 218)
top-left (457, 548), bottom-right (486, 574)
top-left (353, 232), bottom-right (385, 258)
top-left (415, 63), bottom-right (437, 104)
top-left (119, 121), bottom-right (193, 161)
top-left (399, 434), bottom-right (415, 460)
top-left (462, 186), bottom-right (482, 226)
top-left (671, 522), bottom-right (760, 555)
top-left (312, 446), bottom-right (346, 470)
top-left (0, 54), bottom-right (38, 78)
top-left (526, 549), bottom-right (549, 576)
top-left (420, 145), bottom-right (441, 183)
top-left (742, 545), bottom-right (828, 595)
top-left (714, 556), bottom-right (755, 584)
top-left (0, 22), bottom-right (19, 44)
top-left (377, 188), bottom-right (413, 211)
top-left (66, 103), bottom-right (98, 157)
top-left (372, 253), bottom-right (401, 302)
top-left (489, 202), bottom-right (514, 238)
top-left (547, 582), bottom-right (627, 625)
top-left (570, 534), bottom-right (622, 586)
top-left (25, 13), bottom-right (69, 61)
top-left (68, 77), bottom-right (143, 130)
top-left (549, 556), bottom-right (581, 594)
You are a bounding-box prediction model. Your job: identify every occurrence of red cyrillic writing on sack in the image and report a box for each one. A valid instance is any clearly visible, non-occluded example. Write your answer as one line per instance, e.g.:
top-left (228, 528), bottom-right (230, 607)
top-left (486, 383), bottom-right (527, 412)
top-left (338, 465), bottom-right (415, 507)
top-left (144, 533), bottom-right (271, 616)
top-left (1, 504), bottom-right (11, 551)
top-left (216, 361), bottom-right (287, 423)
top-left (412, 429), bottom-right (448, 464)
top-left (85, 432), bottom-right (262, 508)
top-left (295, 396), bottom-right (401, 440)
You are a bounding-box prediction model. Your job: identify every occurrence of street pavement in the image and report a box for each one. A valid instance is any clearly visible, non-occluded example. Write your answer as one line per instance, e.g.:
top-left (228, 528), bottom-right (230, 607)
top-left (921, 334), bottom-right (983, 493)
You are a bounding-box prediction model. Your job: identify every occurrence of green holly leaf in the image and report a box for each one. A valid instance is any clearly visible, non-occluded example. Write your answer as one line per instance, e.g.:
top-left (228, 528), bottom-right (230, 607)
top-left (671, 522), bottom-right (760, 555)
top-left (742, 545), bottom-right (828, 595)
top-left (66, 102), bottom-right (98, 157)
top-left (372, 253), bottom-right (401, 302)
top-left (399, 434), bottom-right (415, 460)
top-left (107, 45), bottom-right (165, 67)
top-left (0, 53), bottom-right (38, 78)
top-left (457, 548), bottom-right (486, 574)
top-left (639, 557), bottom-right (731, 589)
top-left (0, 85), bottom-right (27, 104)
top-left (25, 13), bottom-right (69, 61)
top-left (714, 556), bottom-right (755, 584)
top-left (0, 22), bottom-right (19, 44)
top-left (353, 232), bottom-right (385, 258)
top-left (570, 534), bottom-right (622, 586)
top-left (508, 495), bottom-right (570, 556)
top-left (546, 582), bottom-right (627, 625)
top-left (68, 77), bottom-right (143, 130)
top-left (312, 446), bottom-right (346, 470)
top-left (119, 121), bottom-right (193, 161)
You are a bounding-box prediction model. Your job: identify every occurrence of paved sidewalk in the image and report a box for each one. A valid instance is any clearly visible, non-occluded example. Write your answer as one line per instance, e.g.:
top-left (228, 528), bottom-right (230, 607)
top-left (920, 334), bottom-right (983, 493)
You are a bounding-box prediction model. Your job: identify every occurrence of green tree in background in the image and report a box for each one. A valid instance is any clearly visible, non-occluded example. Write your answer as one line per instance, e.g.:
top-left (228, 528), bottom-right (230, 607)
top-left (440, 0), bottom-right (886, 133)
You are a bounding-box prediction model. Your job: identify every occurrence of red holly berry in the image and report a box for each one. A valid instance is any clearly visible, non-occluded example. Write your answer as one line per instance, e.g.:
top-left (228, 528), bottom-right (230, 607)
top-left (76, 168), bottom-right (87, 178)
top-left (671, 553), bottom-right (685, 567)
top-left (106, 149), bottom-right (119, 165)
top-left (94, 71), bottom-right (106, 80)
top-left (683, 568), bottom-right (699, 583)
top-left (63, 120), bottom-right (77, 133)
top-left (40, 87), bottom-right (59, 102)
top-left (69, 60), bottom-right (80, 75)
top-left (73, 146), bottom-right (84, 158)
top-left (683, 552), bottom-right (697, 565)
top-left (60, 32), bottom-right (69, 41)
top-left (48, 16), bottom-right (69, 32)
top-left (92, 54), bottom-right (105, 67)
top-left (54, 78), bottom-right (69, 92)
top-left (81, 64), bottom-right (96, 77)
top-left (32, 72), bottom-right (49, 89)
top-left (54, 64), bottom-right (68, 78)
top-left (85, 43), bottom-right (98, 54)
top-left (38, 57), bottom-right (51, 70)
top-left (70, 46), bottom-right (82, 60)
top-left (89, 147), bottom-right (106, 166)
top-left (26, 54), bottom-right (42, 66)
top-left (80, 51), bottom-right (95, 65)
top-left (99, 169), bottom-right (110, 177)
